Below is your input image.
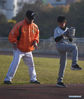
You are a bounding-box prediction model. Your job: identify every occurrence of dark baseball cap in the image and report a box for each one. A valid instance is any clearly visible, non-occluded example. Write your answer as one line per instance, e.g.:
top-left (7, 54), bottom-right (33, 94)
top-left (26, 10), bottom-right (36, 20)
top-left (57, 16), bottom-right (67, 23)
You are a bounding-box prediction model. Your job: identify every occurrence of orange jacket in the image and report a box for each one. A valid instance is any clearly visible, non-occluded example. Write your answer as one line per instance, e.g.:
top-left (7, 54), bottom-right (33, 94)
top-left (8, 19), bottom-right (39, 52)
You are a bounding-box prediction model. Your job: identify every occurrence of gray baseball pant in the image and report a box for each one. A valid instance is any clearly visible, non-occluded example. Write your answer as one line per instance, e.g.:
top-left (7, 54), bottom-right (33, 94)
top-left (56, 42), bottom-right (78, 82)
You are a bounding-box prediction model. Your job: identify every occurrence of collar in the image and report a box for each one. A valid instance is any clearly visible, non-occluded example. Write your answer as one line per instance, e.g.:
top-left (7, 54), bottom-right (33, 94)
top-left (24, 19), bottom-right (33, 25)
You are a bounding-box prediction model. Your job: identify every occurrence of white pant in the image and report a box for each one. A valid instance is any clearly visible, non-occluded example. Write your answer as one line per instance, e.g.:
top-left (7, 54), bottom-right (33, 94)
top-left (4, 49), bottom-right (37, 82)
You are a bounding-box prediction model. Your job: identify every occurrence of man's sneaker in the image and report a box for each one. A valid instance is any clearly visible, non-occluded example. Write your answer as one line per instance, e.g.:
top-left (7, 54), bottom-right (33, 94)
top-left (71, 64), bottom-right (82, 70)
top-left (4, 81), bottom-right (12, 84)
top-left (56, 82), bottom-right (66, 88)
top-left (30, 80), bottom-right (40, 84)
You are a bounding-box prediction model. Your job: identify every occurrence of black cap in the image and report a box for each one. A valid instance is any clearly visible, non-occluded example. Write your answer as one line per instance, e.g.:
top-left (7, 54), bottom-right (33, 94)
top-left (57, 16), bottom-right (67, 23)
top-left (26, 10), bottom-right (35, 20)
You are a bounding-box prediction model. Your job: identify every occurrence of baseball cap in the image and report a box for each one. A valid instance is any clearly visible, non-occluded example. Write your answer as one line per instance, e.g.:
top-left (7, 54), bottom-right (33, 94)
top-left (57, 16), bottom-right (67, 23)
top-left (26, 10), bottom-right (36, 20)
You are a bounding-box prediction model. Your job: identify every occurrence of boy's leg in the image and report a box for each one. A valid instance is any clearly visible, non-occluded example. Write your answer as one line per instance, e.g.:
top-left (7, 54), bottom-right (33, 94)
top-left (57, 51), bottom-right (67, 83)
top-left (65, 44), bottom-right (78, 66)
top-left (56, 43), bottom-right (67, 84)
top-left (72, 45), bottom-right (78, 66)
top-left (23, 52), bottom-right (37, 82)
top-left (64, 43), bottom-right (81, 70)
top-left (4, 50), bottom-right (22, 82)
top-left (58, 43), bottom-right (82, 70)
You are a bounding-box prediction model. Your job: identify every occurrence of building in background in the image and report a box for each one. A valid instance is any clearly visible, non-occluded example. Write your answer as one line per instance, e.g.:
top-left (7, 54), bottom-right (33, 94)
top-left (66, 0), bottom-right (81, 4)
top-left (42, 0), bottom-right (66, 6)
top-left (42, 0), bottom-right (81, 6)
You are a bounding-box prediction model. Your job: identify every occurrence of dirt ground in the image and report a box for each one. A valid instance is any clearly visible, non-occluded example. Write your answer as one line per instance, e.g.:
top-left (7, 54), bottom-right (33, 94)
top-left (0, 84), bottom-right (84, 99)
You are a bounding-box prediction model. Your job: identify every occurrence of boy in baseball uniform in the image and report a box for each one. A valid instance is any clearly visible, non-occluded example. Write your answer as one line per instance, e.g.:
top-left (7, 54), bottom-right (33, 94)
top-left (4, 10), bottom-right (40, 84)
top-left (54, 16), bottom-right (82, 87)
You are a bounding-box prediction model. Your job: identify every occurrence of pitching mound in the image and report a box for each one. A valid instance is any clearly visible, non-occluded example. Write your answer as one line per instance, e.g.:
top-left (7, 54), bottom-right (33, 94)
top-left (0, 84), bottom-right (84, 99)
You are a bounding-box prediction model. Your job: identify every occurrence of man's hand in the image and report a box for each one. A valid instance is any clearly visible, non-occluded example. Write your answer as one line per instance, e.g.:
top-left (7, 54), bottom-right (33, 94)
top-left (32, 41), bottom-right (38, 49)
top-left (12, 43), bottom-right (17, 50)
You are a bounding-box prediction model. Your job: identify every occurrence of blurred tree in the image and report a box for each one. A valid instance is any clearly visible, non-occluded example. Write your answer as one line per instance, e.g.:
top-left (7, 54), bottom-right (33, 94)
top-left (0, 14), bottom-right (7, 24)
top-left (0, 14), bottom-right (15, 37)
top-left (67, 0), bottom-right (84, 37)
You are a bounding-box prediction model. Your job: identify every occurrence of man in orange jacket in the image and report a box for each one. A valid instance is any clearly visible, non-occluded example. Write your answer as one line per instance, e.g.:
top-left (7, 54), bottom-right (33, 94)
top-left (4, 10), bottom-right (40, 84)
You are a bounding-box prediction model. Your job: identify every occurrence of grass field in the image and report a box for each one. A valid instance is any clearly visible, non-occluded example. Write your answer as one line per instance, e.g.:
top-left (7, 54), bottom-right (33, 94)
top-left (0, 55), bottom-right (84, 85)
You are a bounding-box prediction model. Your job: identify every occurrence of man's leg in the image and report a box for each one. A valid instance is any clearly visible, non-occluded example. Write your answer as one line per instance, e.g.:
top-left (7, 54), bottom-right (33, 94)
top-left (23, 52), bottom-right (38, 82)
top-left (4, 50), bottom-right (22, 82)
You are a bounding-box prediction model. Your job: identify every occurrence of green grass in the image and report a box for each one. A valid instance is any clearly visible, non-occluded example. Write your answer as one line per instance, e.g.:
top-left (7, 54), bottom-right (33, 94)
top-left (0, 55), bottom-right (84, 85)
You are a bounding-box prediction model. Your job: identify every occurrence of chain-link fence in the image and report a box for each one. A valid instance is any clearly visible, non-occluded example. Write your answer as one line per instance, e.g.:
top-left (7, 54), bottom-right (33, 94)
top-left (0, 37), bottom-right (84, 57)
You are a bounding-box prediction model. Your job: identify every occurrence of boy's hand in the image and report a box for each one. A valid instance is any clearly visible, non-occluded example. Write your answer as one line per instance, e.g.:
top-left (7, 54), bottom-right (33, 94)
top-left (67, 27), bottom-right (76, 37)
top-left (63, 29), bottom-right (69, 36)
top-left (69, 37), bottom-right (73, 42)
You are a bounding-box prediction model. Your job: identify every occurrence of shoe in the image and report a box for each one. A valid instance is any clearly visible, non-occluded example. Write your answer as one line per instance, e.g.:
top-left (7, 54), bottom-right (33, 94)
top-left (4, 81), bottom-right (12, 84)
top-left (30, 80), bottom-right (40, 84)
top-left (56, 82), bottom-right (66, 88)
top-left (71, 64), bottom-right (82, 70)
